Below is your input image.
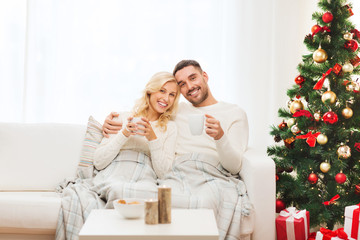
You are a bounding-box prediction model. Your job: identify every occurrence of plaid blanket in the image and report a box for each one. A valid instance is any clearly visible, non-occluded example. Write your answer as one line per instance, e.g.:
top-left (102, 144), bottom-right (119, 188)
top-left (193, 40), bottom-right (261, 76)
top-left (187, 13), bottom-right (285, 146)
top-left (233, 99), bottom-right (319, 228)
top-left (159, 153), bottom-right (254, 240)
top-left (55, 150), bottom-right (158, 240)
top-left (55, 151), bottom-right (253, 240)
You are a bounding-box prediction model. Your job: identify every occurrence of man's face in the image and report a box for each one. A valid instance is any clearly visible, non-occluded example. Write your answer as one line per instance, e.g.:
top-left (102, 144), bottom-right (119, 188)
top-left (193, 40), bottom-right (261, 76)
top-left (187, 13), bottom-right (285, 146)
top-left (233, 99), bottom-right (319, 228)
top-left (175, 66), bottom-right (209, 107)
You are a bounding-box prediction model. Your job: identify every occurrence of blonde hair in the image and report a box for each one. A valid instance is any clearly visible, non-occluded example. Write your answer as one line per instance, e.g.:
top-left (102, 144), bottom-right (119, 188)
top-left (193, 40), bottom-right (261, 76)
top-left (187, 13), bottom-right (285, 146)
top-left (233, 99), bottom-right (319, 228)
top-left (132, 71), bottom-right (180, 131)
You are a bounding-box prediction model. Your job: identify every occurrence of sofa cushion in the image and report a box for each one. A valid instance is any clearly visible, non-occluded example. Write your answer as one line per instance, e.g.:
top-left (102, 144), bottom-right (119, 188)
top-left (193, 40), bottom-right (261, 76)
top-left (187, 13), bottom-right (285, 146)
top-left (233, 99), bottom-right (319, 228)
top-left (0, 192), bottom-right (61, 234)
top-left (0, 122), bottom-right (86, 191)
top-left (77, 116), bottom-right (103, 179)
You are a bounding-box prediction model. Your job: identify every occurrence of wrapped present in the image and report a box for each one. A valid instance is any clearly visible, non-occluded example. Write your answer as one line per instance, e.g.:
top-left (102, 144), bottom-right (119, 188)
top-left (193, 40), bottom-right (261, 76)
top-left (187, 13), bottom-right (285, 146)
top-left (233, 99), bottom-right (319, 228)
top-left (315, 227), bottom-right (349, 240)
top-left (276, 207), bottom-right (309, 240)
top-left (344, 204), bottom-right (360, 240)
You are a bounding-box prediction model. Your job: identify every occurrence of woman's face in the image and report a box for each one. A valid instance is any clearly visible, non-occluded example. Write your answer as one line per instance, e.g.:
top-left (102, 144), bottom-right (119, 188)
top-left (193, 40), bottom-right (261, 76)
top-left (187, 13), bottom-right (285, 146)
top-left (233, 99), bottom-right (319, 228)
top-left (148, 81), bottom-right (178, 116)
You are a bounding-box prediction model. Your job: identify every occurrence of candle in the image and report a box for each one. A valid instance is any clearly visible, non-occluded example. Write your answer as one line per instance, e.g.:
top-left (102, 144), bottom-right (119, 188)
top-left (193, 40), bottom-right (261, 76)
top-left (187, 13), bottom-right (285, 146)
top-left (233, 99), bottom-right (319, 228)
top-left (158, 185), bottom-right (171, 224)
top-left (145, 199), bottom-right (158, 224)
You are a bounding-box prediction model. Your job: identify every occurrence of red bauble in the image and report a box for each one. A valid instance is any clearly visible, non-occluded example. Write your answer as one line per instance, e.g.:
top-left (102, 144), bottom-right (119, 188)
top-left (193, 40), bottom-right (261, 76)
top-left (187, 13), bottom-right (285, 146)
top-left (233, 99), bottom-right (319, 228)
top-left (335, 173), bottom-right (347, 184)
top-left (276, 199), bottom-right (286, 213)
top-left (311, 25), bottom-right (321, 33)
top-left (322, 12), bottom-right (333, 23)
top-left (355, 184), bottom-right (360, 195)
top-left (295, 75), bottom-right (305, 86)
top-left (276, 174), bottom-right (279, 181)
top-left (308, 173), bottom-right (318, 184)
top-left (344, 40), bottom-right (359, 52)
top-left (278, 121), bottom-right (287, 130)
top-left (322, 111), bottom-right (338, 125)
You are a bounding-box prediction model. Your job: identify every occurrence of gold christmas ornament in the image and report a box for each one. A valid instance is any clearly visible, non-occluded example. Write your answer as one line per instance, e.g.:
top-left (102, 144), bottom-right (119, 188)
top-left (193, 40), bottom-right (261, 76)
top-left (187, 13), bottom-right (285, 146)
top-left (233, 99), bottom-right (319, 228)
top-left (313, 47), bottom-right (328, 63)
top-left (337, 145), bottom-right (351, 159)
top-left (314, 112), bottom-right (321, 122)
top-left (287, 118), bottom-right (296, 128)
top-left (291, 125), bottom-right (300, 135)
top-left (290, 100), bottom-right (304, 114)
top-left (317, 134), bottom-right (328, 145)
top-left (320, 161), bottom-right (331, 173)
top-left (321, 91), bottom-right (337, 105)
top-left (344, 32), bottom-right (353, 41)
top-left (342, 62), bottom-right (354, 73)
top-left (342, 107), bottom-right (353, 119)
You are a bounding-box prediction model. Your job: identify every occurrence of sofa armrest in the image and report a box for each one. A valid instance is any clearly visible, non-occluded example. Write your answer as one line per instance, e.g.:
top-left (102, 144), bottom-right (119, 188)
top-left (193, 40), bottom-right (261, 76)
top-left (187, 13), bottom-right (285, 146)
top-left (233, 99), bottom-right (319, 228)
top-left (240, 147), bottom-right (276, 240)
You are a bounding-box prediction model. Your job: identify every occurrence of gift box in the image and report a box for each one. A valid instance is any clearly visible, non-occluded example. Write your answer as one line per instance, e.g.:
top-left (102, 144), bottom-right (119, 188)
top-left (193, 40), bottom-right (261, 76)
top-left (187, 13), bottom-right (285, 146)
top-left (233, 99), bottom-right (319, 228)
top-left (276, 207), bottom-right (309, 240)
top-left (315, 228), bottom-right (350, 240)
top-left (344, 204), bottom-right (360, 240)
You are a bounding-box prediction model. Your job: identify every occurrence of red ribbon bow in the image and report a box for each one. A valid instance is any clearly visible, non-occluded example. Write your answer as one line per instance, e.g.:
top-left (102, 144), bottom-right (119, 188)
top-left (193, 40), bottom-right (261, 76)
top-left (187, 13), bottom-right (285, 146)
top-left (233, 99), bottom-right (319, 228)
top-left (312, 26), bottom-right (331, 37)
top-left (320, 227), bottom-right (348, 240)
top-left (323, 194), bottom-right (340, 206)
top-left (292, 110), bottom-right (313, 119)
top-left (314, 68), bottom-right (333, 90)
top-left (351, 29), bottom-right (360, 40)
top-left (296, 132), bottom-right (321, 147)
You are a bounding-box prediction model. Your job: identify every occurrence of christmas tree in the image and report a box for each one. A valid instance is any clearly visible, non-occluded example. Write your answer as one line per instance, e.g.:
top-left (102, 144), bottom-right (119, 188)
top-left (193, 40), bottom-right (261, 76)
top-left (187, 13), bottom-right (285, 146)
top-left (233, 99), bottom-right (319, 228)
top-left (267, 0), bottom-right (360, 229)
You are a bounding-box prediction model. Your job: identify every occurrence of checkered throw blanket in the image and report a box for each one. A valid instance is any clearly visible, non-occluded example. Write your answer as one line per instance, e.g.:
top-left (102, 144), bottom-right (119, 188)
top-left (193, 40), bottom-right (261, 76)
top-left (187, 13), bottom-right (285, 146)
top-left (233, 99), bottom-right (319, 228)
top-left (55, 151), bottom-right (253, 240)
top-left (159, 153), bottom-right (254, 240)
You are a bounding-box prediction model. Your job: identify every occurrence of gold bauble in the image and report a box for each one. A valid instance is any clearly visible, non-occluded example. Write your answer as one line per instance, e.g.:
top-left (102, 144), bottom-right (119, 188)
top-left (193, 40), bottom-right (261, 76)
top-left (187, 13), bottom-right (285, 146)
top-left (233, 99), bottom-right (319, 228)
top-left (313, 48), bottom-right (328, 63)
top-left (291, 125), bottom-right (300, 135)
top-left (314, 112), bottom-right (321, 122)
top-left (290, 100), bottom-right (304, 114)
top-left (342, 62), bottom-right (354, 73)
top-left (287, 118), bottom-right (296, 128)
top-left (344, 32), bottom-right (353, 41)
top-left (337, 145), bottom-right (351, 159)
top-left (342, 107), bottom-right (353, 119)
top-left (320, 162), bottom-right (331, 173)
top-left (317, 134), bottom-right (328, 145)
top-left (321, 91), bottom-right (337, 105)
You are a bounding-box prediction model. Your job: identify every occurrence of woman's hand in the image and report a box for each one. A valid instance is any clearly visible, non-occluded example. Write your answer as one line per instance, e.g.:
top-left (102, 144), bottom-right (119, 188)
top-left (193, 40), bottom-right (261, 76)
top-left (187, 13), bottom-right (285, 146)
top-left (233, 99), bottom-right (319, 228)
top-left (136, 117), bottom-right (157, 141)
top-left (122, 116), bottom-right (138, 138)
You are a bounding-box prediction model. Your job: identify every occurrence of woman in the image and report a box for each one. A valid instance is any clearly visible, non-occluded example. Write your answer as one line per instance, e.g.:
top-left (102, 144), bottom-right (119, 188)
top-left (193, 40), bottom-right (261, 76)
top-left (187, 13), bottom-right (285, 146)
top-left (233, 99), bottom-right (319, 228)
top-left (56, 71), bottom-right (180, 240)
top-left (94, 71), bottom-right (179, 179)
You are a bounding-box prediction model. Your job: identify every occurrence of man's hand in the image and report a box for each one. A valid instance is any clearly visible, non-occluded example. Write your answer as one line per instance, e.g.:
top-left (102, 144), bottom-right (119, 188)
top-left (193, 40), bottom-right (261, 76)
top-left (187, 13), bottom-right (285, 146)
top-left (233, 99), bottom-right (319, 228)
top-left (103, 112), bottom-right (122, 138)
top-left (205, 114), bottom-right (224, 140)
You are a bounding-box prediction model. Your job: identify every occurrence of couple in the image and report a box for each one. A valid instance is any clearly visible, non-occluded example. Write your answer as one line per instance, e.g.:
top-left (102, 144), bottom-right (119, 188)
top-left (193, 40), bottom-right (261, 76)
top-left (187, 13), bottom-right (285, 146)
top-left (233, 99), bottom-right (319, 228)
top-left (100, 60), bottom-right (252, 239)
top-left (56, 60), bottom-right (252, 240)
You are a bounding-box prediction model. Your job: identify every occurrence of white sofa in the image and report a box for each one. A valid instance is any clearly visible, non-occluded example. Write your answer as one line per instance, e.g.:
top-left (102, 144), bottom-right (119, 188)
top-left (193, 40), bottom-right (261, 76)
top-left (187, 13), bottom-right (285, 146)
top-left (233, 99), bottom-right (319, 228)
top-left (0, 122), bottom-right (276, 240)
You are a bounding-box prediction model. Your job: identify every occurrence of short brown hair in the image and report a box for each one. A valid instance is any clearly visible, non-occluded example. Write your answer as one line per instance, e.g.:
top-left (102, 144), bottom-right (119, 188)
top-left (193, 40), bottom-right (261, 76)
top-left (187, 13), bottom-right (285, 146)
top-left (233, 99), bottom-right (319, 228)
top-left (173, 60), bottom-right (203, 76)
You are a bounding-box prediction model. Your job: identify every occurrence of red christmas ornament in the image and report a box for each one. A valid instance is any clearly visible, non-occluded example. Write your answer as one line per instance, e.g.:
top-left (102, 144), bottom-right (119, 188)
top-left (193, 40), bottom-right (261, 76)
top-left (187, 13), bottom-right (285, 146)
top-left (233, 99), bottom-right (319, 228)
top-left (333, 63), bottom-right (342, 75)
top-left (308, 173), bottom-right (318, 184)
top-left (344, 40), bottom-right (359, 52)
top-left (335, 172), bottom-right (346, 184)
top-left (350, 55), bottom-right (360, 68)
top-left (276, 199), bottom-right (286, 213)
top-left (276, 174), bottom-right (279, 181)
top-left (355, 184), bottom-right (360, 195)
top-left (295, 75), bottom-right (305, 86)
top-left (322, 111), bottom-right (338, 125)
top-left (278, 121), bottom-right (287, 130)
top-left (322, 12), bottom-right (333, 23)
top-left (311, 25), bottom-right (321, 33)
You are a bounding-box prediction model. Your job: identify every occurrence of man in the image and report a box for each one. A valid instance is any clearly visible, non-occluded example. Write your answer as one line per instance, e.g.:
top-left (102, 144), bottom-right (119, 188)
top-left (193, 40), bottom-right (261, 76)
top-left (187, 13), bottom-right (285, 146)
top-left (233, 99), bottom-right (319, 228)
top-left (103, 60), bottom-right (252, 240)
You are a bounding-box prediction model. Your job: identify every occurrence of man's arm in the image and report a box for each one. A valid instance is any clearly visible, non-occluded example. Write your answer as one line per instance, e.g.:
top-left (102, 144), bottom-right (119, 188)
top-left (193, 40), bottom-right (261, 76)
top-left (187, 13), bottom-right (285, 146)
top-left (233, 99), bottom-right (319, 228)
top-left (205, 111), bottom-right (249, 174)
top-left (103, 112), bottom-right (123, 137)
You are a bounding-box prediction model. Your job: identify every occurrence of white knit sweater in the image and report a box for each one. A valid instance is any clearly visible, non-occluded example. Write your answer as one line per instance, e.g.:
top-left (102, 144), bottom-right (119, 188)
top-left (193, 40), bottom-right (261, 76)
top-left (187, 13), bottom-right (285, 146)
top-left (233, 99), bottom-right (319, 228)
top-left (174, 101), bottom-right (249, 174)
top-left (93, 112), bottom-right (177, 179)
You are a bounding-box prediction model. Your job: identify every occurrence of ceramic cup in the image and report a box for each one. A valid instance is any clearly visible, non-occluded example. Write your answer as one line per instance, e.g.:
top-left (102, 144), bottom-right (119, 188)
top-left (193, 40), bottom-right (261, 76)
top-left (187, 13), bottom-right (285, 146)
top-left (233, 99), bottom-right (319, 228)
top-left (188, 114), bottom-right (204, 135)
top-left (131, 117), bottom-right (145, 136)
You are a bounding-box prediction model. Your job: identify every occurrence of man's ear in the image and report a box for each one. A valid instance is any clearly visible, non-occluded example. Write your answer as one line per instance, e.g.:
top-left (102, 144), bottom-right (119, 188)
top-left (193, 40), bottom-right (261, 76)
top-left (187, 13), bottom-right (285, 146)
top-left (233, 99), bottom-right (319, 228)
top-left (202, 71), bottom-right (209, 83)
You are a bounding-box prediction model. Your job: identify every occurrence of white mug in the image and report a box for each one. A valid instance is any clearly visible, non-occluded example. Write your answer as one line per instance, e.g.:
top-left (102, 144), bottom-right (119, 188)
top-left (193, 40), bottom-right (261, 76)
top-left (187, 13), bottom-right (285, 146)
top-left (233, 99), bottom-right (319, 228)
top-left (130, 117), bottom-right (145, 136)
top-left (188, 114), bottom-right (204, 135)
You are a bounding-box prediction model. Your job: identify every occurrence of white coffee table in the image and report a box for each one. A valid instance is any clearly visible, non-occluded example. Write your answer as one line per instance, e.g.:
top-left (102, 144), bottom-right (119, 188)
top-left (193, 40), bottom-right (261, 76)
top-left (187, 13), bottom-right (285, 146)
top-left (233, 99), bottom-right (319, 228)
top-left (79, 208), bottom-right (219, 240)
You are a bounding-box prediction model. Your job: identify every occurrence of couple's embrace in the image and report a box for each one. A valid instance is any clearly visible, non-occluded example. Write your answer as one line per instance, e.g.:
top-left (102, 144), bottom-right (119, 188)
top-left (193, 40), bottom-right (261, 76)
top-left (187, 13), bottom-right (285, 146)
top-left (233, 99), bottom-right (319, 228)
top-left (56, 60), bottom-right (253, 240)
